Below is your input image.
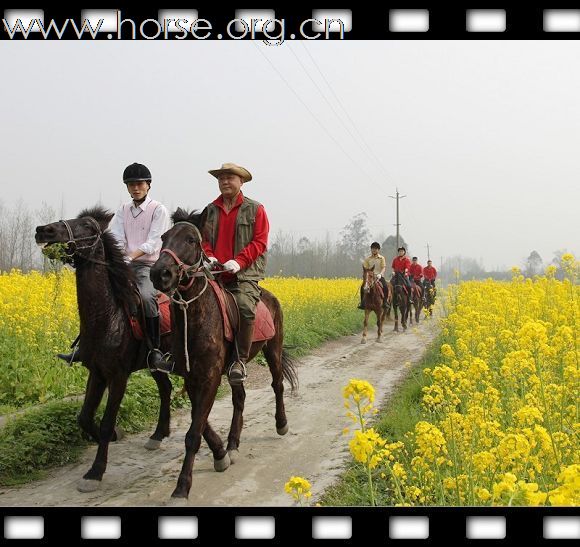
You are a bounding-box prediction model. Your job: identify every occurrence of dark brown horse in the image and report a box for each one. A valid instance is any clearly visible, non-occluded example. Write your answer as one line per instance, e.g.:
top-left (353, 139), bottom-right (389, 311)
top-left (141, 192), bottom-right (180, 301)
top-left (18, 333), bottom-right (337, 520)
top-left (34, 207), bottom-right (173, 493)
top-left (423, 281), bottom-right (436, 316)
top-left (409, 281), bottom-right (423, 325)
top-left (150, 209), bottom-right (298, 499)
top-left (360, 267), bottom-right (388, 344)
top-left (391, 272), bottom-right (410, 332)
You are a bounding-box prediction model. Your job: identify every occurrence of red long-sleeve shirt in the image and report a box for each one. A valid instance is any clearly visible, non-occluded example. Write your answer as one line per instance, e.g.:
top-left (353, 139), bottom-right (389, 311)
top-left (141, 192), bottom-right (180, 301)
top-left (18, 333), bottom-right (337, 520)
top-left (423, 265), bottom-right (437, 281)
top-left (201, 192), bottom-right (269, 278)
top-left (392, 256), bottom-right (411, 274)
top-left (409, 263), bottom-right (423, 281)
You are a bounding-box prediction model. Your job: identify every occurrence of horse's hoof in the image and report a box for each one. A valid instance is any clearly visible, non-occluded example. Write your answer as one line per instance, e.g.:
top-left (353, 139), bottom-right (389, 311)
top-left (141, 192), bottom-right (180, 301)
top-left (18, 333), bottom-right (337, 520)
top-left (77, 479), bottom-right (101, 493)
top-left (277, 423), bottom-right (289, 436)
top-left (361, 339), bottom-right (366, 344)
top-left (228, 449), bottom-right (240, 464)
top-left (144, 438), bottom-right (162, 451)
top-left (168, 494), bottom-right (188, 505)
top-left (214, 452), bottom-right (231, 472)
top-left (113, 426), bottom-right (125, 442)
top-left (377, 338), bottom-right (382, 343)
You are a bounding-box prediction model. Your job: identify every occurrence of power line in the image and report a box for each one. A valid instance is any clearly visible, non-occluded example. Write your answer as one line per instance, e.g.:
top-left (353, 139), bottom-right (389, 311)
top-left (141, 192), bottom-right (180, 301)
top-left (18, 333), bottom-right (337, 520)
top-left (252, 42), bottom-right (379, 190)
top-left (287, 43), bottom-right (384, 188)
top-left (299, 41), bottom-right (395, 182)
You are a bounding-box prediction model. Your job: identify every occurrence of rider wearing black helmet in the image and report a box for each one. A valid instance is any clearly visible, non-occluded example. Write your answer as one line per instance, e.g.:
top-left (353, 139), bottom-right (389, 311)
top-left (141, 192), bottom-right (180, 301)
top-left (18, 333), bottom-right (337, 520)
top-left (57, 163), bottom-right (173, 373)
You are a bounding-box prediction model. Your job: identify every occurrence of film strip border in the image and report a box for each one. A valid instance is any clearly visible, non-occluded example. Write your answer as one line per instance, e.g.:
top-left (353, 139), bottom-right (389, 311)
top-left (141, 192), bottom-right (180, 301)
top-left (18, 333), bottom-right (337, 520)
top-left (5, 8), bottom-right (580, 39)
top-left (2, 507), bottom-right (579, 542)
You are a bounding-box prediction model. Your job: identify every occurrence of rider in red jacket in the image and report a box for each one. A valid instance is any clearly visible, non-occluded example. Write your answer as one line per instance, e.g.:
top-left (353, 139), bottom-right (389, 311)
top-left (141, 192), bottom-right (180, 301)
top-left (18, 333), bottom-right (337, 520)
top-left (409, 257), bottom-right (423, 284)
top-left (423, 260), bottom-right (437, 290)
top-left (391, 247), bottom-right (413, 301)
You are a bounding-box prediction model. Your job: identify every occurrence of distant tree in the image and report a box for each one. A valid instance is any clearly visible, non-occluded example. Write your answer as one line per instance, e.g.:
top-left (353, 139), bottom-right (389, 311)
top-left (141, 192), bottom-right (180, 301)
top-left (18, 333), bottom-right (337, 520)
top-left (524, 250), bottom-right (543, 277)
top-left (381, 234), bottom-right (409, 266)
top-left (339, 212), bottom-right (371, 261)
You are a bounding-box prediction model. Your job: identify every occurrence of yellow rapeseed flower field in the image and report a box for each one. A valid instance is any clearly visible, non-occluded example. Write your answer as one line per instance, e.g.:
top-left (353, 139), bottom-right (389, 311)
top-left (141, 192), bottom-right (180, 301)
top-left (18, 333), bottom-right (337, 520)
top-left (0, 270), bottom-right (361, 409)
top-left (341, 260), bottom-right (579, 506)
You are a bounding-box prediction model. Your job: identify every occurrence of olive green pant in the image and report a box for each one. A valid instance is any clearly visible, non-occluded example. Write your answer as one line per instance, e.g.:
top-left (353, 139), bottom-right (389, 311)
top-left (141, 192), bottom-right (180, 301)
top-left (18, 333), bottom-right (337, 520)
top-left (224, 280), bottom-right (261, 321)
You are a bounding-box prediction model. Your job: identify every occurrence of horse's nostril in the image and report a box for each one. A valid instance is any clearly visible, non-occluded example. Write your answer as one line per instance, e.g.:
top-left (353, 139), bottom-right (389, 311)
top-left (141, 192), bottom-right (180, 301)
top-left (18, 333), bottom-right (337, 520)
top-left (161, 270), bottom-right (172, 282)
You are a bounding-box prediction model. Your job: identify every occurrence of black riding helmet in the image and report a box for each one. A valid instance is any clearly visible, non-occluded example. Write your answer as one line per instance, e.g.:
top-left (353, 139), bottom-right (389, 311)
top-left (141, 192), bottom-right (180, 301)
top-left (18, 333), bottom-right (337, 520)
top-left (397, 246), bottom-right (406, 253)
top-left (371, 242), bottom-right (381, 249)
top-left (123, 163), bottom-right (152, 184)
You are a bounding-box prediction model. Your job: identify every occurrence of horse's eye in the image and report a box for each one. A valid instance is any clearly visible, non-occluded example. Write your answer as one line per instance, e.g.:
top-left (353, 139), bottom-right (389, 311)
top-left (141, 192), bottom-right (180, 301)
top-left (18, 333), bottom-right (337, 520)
top-left (187, 237), bottom-right (195, 244)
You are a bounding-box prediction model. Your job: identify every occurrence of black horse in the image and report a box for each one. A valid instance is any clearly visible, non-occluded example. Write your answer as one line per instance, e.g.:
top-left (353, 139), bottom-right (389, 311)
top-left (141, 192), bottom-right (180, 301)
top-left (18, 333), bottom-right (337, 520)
top-left (391, 272), bottom-right (410, 332)
top-left (35, 207), bottom-right (173, 493)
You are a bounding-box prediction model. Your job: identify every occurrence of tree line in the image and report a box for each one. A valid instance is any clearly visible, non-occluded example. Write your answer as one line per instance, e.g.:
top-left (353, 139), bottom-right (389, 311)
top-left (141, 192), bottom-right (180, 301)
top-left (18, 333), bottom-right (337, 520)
top-left (0, 204), bottom-right (573, 281)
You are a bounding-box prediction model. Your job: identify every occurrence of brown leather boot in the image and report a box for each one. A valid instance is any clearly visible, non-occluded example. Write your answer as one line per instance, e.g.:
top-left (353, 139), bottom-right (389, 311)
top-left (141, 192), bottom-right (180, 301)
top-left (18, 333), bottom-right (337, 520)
top-left (228, 319), bottom-right (255, 386)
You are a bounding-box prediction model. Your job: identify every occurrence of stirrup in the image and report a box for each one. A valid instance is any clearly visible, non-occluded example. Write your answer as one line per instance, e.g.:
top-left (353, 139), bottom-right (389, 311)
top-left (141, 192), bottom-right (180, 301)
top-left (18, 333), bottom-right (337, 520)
top-left (228, 360), bottom-right (247, 386)
top-left (147, 349), bottom-right (174, 374)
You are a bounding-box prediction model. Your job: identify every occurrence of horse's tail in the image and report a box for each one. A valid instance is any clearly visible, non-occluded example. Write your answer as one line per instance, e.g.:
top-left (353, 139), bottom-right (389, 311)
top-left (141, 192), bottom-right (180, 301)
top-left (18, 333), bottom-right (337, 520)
top-left (281, 349), bottom-right (299, 394)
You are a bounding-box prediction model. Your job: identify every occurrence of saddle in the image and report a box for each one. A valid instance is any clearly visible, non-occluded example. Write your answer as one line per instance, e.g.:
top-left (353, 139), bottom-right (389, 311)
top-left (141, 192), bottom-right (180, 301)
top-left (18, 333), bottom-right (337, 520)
top-left (127, 292), bottom-right (172, 340)
top-left (208, 280), bottom-right (276, 342)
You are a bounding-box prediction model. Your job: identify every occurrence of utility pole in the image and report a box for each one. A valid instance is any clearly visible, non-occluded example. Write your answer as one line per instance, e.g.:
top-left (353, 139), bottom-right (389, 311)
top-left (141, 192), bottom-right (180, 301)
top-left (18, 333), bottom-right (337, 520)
top-left (389, 188), bottom-right (406, 248)
top-left (425, 243), bottom-right (431, 261)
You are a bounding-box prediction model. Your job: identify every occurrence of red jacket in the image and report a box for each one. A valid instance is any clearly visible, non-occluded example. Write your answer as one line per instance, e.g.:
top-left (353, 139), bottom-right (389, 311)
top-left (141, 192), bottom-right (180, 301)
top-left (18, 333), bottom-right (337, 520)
top-left (423, 265), bottom-right (437, 281)
top-left (201, 192), bottom-right (269, 281)
top-left (392, 256), bottom-right (411, 274)
top-left (409, 263), bottom-right (423, 280)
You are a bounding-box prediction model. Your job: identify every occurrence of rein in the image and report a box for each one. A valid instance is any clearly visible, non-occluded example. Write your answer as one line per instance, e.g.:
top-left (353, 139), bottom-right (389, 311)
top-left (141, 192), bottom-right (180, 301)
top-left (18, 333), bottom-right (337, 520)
top-left (159, 221), bottom-right (227, 372)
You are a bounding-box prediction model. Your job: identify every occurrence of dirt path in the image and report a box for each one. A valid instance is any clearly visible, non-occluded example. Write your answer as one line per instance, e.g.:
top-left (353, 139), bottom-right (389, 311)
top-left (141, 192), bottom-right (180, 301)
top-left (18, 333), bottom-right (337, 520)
top-left (0, 319), bottom-right (437, 507)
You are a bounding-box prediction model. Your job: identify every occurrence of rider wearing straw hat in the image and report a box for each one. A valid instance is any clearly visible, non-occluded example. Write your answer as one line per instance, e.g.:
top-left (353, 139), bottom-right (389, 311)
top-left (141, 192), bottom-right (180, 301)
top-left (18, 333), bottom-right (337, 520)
top-left (202, 163), bottom-right (269, 386)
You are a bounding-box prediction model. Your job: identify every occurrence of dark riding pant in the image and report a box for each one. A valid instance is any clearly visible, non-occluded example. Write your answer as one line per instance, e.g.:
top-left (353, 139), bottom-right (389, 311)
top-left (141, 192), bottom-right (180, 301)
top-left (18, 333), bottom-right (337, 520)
top-left (225, 280), bottom-right (261, 321)
top-left (130, 262), bottom-right (158, 317)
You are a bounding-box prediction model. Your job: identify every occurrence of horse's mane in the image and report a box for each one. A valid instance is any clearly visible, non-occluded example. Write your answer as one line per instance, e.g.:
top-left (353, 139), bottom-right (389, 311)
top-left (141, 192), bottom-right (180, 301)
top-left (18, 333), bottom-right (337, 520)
top-left (77, 206), bottom-right (136, 309)
top-left (171, 207), bottom-right (205, 228)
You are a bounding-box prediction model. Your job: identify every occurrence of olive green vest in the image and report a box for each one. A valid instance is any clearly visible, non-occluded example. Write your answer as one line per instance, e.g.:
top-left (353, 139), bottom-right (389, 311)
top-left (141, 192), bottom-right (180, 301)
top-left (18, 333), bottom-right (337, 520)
top-left (205, 196), bottom-right (267, 282)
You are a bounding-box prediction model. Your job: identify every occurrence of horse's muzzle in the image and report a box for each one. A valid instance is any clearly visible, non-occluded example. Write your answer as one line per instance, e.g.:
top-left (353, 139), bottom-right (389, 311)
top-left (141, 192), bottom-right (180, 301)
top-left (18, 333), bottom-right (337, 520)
top-left (150, 262), bottom-right (178, 294)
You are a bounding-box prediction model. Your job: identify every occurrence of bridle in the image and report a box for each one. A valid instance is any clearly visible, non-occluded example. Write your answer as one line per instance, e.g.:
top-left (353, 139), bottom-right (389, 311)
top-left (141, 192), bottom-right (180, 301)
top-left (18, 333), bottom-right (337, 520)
top-left (158, 221), bottom-right (226, 373)
top-left (363, 270), bottom-right (378, 293)
top-left (159, 222), bottom-right (213, 295)
top-left (59, 217), bottom-right (107, 265)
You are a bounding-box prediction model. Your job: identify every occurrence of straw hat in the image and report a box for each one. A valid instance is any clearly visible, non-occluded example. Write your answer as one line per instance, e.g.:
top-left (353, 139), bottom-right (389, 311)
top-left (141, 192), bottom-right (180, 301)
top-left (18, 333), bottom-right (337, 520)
top-left (208, 163), bottom-right (252, 183)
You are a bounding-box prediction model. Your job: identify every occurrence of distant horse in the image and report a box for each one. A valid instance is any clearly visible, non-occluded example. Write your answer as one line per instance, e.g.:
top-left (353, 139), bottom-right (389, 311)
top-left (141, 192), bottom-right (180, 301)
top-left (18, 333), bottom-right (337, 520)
top-left (409, 281), bottom-right (424, 325)
top-left (35, 207), bottom-right (173, 493)
top-left (360, 266), bottom-right (387, 344)
top-left (150, 208), bottom-right (298, 499)
top-left (423, 280), bottom-right (436, 316)
top-left (391, 272), bottom-right (410, 332)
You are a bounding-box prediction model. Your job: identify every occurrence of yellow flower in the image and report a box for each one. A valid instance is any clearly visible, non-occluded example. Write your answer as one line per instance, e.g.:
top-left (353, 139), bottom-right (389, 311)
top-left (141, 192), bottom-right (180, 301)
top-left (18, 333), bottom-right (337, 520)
top-left (284, 476), bottom-right (312, 504)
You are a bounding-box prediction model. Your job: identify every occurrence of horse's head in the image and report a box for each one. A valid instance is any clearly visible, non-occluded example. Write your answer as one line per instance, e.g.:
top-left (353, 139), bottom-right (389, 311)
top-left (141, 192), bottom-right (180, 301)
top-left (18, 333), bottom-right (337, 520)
top-left (151, 208), bottom-right (206, 294)
top-left (35, 206), bottom-right (113, 263)
top-left (362, 266), bottom-right (376, 293)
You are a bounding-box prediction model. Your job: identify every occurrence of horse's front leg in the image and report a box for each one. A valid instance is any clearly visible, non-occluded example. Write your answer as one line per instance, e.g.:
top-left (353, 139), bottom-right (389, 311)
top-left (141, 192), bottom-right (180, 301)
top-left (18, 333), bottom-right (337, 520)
top-left (225, 382), bottom-right (246, 462)
top-left (362, 309), bottom-right (369, 343)
top-left (77, 371), bottom-right (107, 443)
top-left (145, 371), bottom-right (173, 450)
top-left (172, 374), bottom-right (222, 499)
top-left (376, 308), bottom-right (383, 342)
top-left (203, 421), bottom-right (230, 470)
top-left (78, 373), bottom-right (128, 492)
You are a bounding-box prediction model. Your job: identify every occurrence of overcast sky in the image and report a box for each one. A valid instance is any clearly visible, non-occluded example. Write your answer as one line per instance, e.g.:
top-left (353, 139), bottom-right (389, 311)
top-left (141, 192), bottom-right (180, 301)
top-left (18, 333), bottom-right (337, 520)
top-left (1, 40), bottom-right (578, 269)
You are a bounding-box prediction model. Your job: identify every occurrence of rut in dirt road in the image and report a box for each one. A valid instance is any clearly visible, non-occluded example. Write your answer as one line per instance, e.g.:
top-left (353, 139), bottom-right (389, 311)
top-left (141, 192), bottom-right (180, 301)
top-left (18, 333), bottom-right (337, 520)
top-left (0, 319), bottom-right (438, 507)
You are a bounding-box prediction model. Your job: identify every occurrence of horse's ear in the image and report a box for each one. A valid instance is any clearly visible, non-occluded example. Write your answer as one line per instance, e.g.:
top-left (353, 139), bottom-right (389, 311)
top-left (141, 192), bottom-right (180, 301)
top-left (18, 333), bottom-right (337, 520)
top-left (101, 213), bottom-right (114, 228)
